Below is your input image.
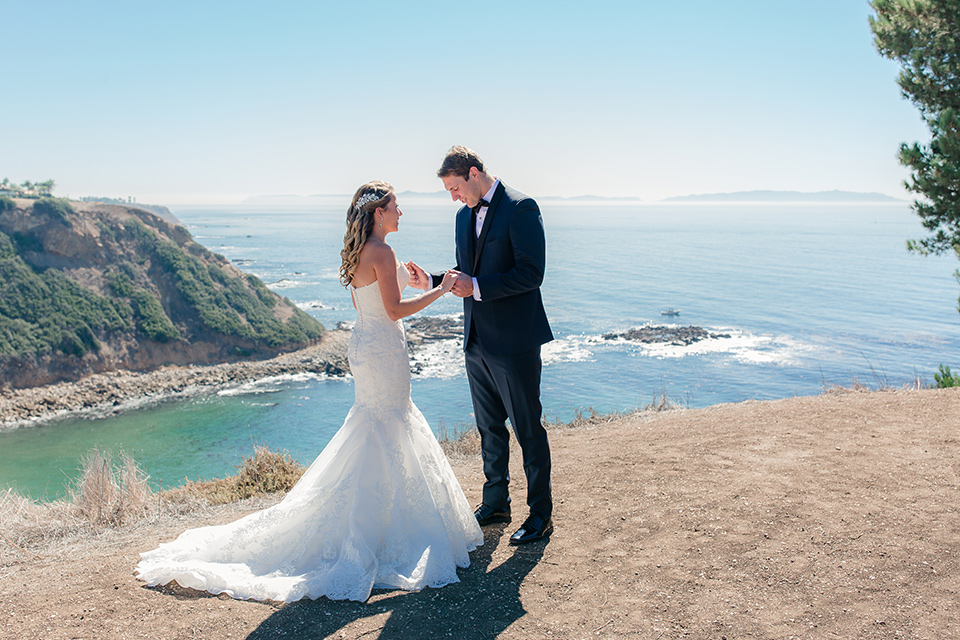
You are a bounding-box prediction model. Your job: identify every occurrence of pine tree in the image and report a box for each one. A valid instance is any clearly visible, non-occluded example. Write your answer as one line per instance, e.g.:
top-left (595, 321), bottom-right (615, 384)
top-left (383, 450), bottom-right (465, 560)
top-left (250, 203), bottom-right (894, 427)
top-left (870, 0), bottom-right (960, 267)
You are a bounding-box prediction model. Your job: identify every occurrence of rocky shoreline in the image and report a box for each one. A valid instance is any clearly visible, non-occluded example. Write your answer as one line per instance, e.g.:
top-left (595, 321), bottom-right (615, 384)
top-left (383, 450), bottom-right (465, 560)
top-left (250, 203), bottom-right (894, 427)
top-left (0, 319), bottom-right (730, 429)
top-left (0, 330), bottom-right (352, 429)
top-left (0, 317), bottom-right (468, 429)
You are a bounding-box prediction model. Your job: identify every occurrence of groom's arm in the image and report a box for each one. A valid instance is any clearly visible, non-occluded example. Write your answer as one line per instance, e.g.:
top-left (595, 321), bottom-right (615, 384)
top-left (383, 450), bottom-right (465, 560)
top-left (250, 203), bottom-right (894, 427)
top-left (474, 199), bottom-right (545, 301)
top-left (426, 216), bottom-right (465, 288)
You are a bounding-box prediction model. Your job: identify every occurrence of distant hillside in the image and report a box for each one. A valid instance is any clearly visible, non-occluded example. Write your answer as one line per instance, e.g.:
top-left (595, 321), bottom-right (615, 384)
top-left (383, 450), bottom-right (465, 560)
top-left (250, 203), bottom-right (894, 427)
top-left (0, 196), bottom-right (324, 390)
top-left (662, 190), bottom-right (903, 203)
top-left (79, 198), bottom-right (182, 226)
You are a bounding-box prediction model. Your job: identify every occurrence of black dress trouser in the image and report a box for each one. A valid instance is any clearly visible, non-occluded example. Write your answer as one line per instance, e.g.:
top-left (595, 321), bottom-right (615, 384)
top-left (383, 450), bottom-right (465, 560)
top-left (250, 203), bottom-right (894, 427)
top-left (464, 328), bottom-right (552, 520)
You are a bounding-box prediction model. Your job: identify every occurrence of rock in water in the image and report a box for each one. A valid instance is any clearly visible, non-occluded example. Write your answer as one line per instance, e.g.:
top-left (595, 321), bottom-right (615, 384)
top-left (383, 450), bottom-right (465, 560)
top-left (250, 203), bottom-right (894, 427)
top-left (602, 325), bottom-right (731, 346)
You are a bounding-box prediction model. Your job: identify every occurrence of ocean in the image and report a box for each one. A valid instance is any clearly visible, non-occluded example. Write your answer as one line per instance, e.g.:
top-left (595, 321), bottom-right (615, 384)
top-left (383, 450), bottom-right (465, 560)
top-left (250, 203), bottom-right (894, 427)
top-left (2, 197), bottom-right (959, 500)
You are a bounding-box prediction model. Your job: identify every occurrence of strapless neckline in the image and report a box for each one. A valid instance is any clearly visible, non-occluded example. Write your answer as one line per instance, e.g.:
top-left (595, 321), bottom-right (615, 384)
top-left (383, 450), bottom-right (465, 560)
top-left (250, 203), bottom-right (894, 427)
top-left (351, 262), bottom-right (408, 290)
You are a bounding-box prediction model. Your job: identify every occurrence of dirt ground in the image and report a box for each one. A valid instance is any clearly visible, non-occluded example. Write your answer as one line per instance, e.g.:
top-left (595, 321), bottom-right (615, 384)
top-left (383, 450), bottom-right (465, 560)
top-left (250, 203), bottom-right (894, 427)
top-left (1, 387), bottom-right (958, 640)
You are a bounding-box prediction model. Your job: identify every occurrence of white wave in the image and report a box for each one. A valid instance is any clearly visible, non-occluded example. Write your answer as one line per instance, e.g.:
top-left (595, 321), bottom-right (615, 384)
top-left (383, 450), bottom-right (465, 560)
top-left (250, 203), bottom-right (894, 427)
top-left (319, 268), bottom-right (341, 280)
top-left (296, 299), bottom-right (330, 310)
top-left (398, 323), bottom-right (810, 380)
top-left (216, 372), bottom-right (339, 397)
top-left (410, 338), bottom-right (465, 379)
top-left (265, 278), bottom-right (304, 290)
top-left (627, 327), bottom-right (812, 365)
top-left (542, 335), bottom-right (595, 365)
top-left (542, 326), bottom-right (813, 366)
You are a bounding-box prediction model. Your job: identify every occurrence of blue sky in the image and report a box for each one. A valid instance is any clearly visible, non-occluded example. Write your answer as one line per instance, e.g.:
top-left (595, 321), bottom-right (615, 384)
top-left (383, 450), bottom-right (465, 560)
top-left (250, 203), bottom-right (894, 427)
top-left (1, 1), bottom-right (928, 204)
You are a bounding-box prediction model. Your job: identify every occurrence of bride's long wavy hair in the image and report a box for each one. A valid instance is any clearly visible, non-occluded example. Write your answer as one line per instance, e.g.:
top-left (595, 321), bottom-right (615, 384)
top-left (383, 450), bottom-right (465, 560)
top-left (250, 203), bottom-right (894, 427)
top-left (339, 181), bottom-right (394, 287)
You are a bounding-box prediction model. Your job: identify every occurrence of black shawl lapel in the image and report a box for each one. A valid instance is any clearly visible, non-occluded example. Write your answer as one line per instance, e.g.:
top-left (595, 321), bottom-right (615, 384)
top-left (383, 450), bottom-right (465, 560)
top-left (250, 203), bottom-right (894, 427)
top-left (473, 181), bottom-right (505, 272)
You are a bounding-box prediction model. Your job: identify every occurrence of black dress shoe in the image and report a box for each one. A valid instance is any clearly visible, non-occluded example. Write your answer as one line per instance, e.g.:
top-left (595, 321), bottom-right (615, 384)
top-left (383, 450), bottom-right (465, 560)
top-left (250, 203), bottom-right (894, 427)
top-left (509, 513), bottom-right (553, 545)
top-left (474, 503), bottom-right (511, 526)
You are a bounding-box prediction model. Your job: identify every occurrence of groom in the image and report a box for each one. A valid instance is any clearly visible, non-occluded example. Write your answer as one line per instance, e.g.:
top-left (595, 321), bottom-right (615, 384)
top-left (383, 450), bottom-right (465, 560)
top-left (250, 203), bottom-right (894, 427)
top-left (410, 146), bottom-right (554, 545)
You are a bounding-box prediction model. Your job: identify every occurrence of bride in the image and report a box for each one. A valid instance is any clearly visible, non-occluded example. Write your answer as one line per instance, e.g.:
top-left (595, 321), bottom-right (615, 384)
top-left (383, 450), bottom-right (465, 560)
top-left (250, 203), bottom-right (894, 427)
top-left (136, 181), bottom-right (483, 603)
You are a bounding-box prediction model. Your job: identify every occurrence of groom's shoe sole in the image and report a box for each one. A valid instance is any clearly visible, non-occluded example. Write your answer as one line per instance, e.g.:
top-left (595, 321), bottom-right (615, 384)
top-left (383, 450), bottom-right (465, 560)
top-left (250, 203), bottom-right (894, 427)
top-left (474, 504), bottom-right (511, 526)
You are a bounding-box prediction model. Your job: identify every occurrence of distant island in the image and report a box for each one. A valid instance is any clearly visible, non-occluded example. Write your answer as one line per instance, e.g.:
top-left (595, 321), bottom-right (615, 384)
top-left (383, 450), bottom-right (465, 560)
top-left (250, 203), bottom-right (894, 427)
top-left (0, 196), bottom-right (325, 390)
top-left (661, 190), bottom-right (904, 203)
top-left (242, 189), bottom-right (903, 205)
top-left (243, 191), bottom-right (645, 204)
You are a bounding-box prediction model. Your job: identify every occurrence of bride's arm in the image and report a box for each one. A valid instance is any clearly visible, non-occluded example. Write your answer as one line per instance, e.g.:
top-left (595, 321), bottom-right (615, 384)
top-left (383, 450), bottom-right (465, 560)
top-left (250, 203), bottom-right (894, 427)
top-left (372, 245), bottom-right (456, 321)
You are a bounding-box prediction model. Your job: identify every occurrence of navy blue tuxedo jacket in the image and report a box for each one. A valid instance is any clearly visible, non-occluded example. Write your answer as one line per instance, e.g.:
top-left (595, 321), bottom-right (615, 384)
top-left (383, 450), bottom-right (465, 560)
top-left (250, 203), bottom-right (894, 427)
top-left (449, 182), bottom-right (553, 356)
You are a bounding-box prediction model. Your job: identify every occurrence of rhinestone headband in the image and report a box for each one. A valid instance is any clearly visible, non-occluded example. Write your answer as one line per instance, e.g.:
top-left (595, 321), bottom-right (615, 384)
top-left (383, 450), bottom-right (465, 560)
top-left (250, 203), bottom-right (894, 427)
top-left (354, 192), bottom-right (382, 211)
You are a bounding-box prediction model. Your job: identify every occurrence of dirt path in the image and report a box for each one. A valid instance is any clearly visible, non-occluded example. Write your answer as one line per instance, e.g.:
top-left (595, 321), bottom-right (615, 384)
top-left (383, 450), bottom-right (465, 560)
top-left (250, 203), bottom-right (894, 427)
top-left (2, 387), bottom-right (958, 639)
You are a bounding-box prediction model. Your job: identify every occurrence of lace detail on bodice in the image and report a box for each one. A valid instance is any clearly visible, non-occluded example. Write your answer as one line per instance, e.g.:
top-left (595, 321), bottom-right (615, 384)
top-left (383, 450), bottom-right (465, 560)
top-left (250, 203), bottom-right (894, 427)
top-left (350, 261), bottom-right (410, 320)
top-left (348, 263), bottom-right (412, 412)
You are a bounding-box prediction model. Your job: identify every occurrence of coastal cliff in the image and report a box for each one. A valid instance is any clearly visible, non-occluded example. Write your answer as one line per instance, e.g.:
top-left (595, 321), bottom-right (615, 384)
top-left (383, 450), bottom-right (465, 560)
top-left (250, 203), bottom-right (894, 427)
top-left (0, 197), bottom-right (324, 390)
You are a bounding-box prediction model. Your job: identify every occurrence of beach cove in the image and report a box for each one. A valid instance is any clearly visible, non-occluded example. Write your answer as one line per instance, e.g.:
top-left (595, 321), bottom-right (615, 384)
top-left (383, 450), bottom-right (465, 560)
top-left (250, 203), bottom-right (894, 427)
top-left (2, 387), bottom-right (957, 639)
top-left (0, 330), bottom-right (351, 429)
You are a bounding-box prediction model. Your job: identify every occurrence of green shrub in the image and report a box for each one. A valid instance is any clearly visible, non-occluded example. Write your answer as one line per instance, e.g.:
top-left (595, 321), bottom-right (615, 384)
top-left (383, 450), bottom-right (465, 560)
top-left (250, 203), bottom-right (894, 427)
top-left (0, 232), bottom-right (14, 259)
top-left (96, 220), bottom-right (118, 242)
top-left (0, 196), bottom-right (14, 212)
top-left (11, 232), bottom-right (44, 254)
top-left (139, 225), bottom-right (322, 346)
top-left (0, 230), bottom-right (131, 358)
top-left (130, 288), bottom-right (181, 342)
top-left (33, 197), bottom-right (74, 225)
top-left (107, 269), bottom-right (180, 342)
top-left (933, 364), bottom-right (960, 388)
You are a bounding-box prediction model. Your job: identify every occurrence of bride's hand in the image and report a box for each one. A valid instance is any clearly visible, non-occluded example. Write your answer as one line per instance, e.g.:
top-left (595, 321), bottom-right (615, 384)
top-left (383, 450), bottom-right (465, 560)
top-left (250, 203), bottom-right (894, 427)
top-left (405, 261), bottom-right (429, 290)
top-left (440, 270), bottom-right (459, 293)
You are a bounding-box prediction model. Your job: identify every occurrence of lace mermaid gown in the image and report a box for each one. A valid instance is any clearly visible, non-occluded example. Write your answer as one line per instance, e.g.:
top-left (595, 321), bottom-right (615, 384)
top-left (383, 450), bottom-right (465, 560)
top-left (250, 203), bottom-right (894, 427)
top-left (136, 263), bottom-right (483, 602)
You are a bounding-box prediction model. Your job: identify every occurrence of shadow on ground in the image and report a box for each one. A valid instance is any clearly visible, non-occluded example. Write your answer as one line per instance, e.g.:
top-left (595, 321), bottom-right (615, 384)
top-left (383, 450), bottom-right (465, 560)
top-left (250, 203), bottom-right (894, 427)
top-left (245, 524), bottom-right (546, 639)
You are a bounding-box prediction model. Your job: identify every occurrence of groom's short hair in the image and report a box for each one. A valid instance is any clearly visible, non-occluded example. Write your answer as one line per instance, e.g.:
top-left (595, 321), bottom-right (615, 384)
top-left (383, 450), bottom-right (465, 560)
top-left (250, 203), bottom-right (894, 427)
top-left (437, 145), bottom-right (485, 180)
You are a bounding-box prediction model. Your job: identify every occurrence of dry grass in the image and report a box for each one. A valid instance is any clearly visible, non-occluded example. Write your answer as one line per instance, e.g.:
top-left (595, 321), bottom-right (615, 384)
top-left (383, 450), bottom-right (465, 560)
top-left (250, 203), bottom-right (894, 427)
top-left (162, 445), bottom-right (305, 505)
top-left (0, 445), bottom-right (305, 554)
top-left (0, 488), bottom-right (78, 553)
top-left (70, 449), bottom-right (153, 526)
top-left (547, 406), bottom-right (649, 432)
top-left (0, 448), bottom-right (155, 553)
top-left (437, 421), bottom-right (482, 459)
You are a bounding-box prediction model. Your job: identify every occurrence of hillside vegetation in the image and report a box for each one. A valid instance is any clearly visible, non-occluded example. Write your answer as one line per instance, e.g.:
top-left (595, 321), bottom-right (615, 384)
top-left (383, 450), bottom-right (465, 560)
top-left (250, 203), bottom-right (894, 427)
top-left (0, 197), bottom-right (323, 389)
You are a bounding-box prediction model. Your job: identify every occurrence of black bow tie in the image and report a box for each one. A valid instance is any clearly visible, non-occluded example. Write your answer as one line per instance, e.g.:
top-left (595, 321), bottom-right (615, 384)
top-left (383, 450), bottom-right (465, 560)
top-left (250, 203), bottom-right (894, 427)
top-left (471, 198), bottom-right (490, 215)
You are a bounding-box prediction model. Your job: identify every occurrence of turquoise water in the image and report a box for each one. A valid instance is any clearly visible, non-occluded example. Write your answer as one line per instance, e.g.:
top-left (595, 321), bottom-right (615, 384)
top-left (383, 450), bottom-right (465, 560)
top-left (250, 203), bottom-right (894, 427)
top-left (2, 198), bottom-right (958, 499)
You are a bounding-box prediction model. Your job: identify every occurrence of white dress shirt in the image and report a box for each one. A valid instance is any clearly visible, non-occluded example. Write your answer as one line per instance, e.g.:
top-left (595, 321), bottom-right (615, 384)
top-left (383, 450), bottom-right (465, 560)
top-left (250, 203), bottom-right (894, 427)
top-left (469, 180), bottom-right (500, 301)
top-left (431, 179), bottom-right (499, 301)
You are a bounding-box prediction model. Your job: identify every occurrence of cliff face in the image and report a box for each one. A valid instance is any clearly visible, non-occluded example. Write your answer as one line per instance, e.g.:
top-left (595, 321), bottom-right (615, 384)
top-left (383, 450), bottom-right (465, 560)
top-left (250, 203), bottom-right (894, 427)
top-left (0, 197), bottom-right (324, 390)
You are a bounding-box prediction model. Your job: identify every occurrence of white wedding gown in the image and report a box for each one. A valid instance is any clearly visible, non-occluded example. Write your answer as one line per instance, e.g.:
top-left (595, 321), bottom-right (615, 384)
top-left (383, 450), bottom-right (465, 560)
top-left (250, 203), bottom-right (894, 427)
top-left (136, 263), bottom-right (483, 602)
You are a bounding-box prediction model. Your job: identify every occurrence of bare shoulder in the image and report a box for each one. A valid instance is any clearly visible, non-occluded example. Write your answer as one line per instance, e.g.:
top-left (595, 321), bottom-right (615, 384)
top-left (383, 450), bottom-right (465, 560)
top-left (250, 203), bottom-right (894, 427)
top-left (360, 239), bottom-right (396, 268)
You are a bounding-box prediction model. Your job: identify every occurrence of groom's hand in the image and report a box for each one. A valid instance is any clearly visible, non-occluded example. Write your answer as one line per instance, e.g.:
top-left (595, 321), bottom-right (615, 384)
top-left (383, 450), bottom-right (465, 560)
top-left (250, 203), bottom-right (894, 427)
top-left (405, 261), bottom-right (430, 290)
top-left (451, 273), bottom-right (474, 298)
